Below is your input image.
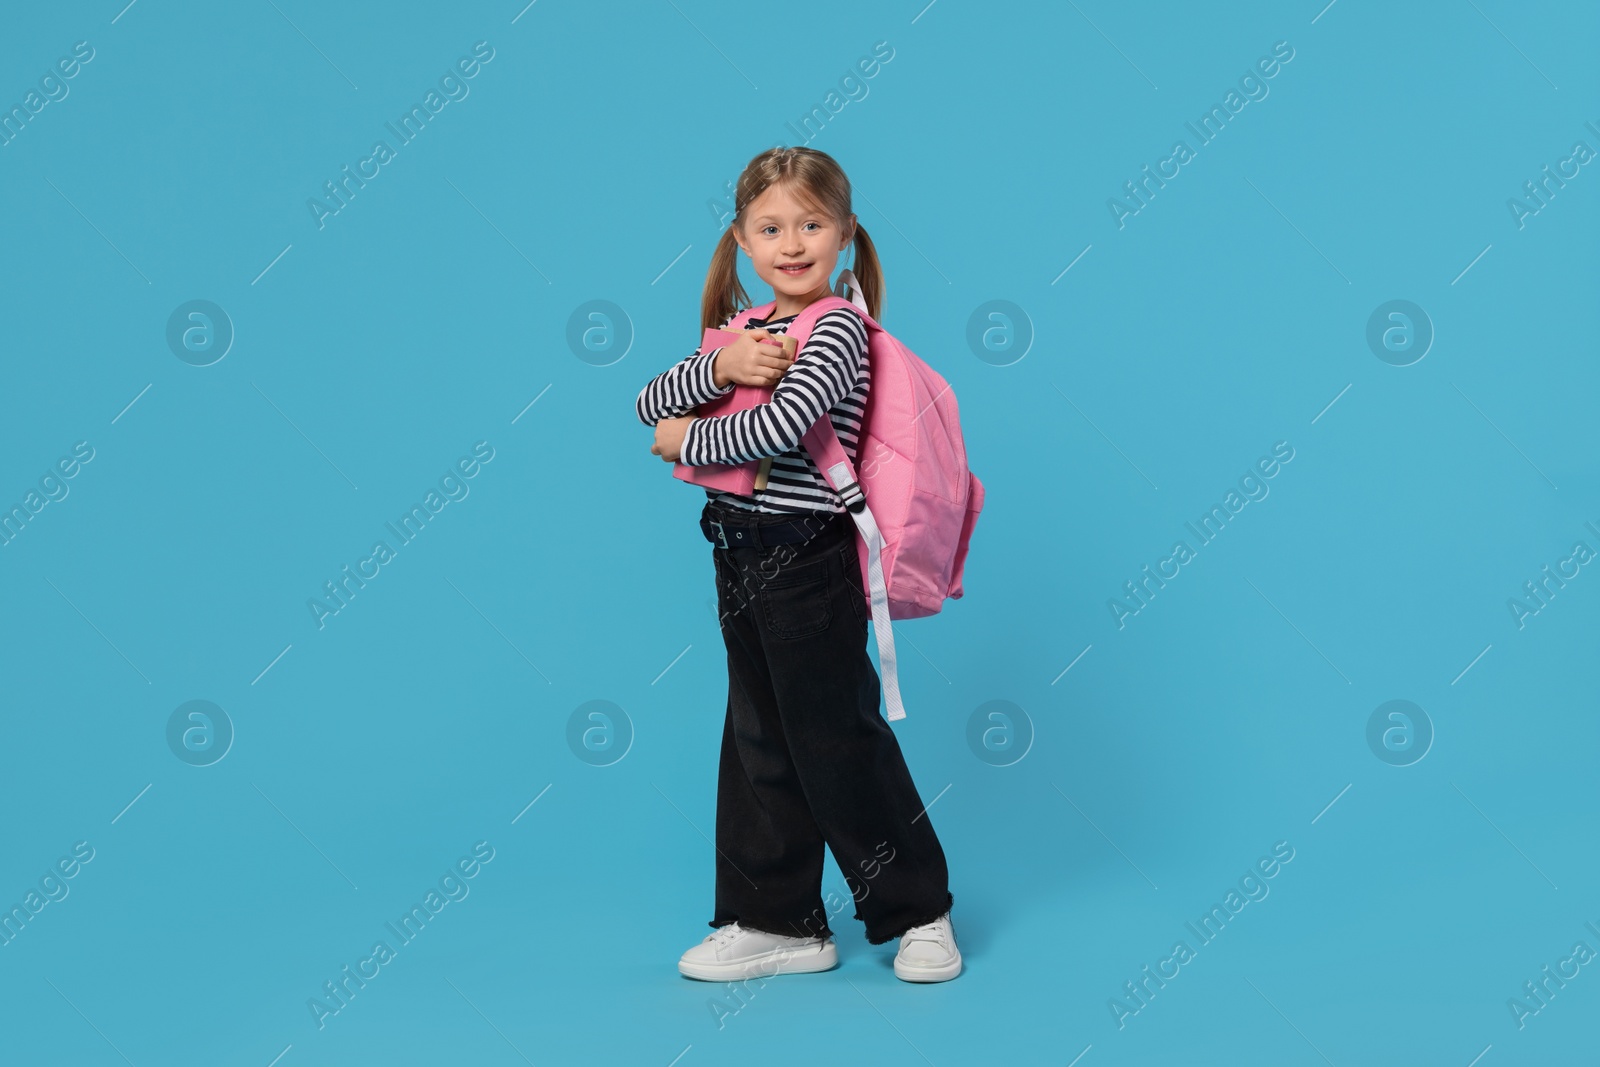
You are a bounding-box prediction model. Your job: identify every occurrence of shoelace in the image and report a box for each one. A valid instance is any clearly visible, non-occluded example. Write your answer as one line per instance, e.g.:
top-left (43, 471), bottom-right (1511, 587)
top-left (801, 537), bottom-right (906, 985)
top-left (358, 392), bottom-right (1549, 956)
top-left (709, 922), bottom-right (824, 951)
top-left (901, 915), bottom-right (951, 948)
top-left (708, 923), bottom-right (745, 947)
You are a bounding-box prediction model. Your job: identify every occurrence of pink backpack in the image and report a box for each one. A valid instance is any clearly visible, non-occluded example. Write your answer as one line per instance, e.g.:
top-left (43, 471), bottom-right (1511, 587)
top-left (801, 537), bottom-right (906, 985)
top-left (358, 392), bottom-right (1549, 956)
top-left (673, 273), bottom-right (984, 721)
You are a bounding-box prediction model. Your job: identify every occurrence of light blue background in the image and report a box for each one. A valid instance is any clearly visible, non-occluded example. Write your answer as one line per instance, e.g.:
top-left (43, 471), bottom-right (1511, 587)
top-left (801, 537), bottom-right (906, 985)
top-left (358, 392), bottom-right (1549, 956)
top-left (1, 1), bottom-right (1596, 1064)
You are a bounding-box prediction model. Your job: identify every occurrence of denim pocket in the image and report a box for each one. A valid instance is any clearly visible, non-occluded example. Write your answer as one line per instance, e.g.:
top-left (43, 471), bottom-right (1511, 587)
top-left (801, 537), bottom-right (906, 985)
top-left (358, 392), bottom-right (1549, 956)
top-left (713, 550), bottom-right (732, 627)
top-left (760, 557), bottom-right (832, 639)
top-left (713, 551), bottom-right (748, 625)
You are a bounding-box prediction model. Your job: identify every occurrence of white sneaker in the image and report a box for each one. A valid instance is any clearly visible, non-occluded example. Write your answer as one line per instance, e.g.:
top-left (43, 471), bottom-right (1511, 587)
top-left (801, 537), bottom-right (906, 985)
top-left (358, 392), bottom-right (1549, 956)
top-left (678, 922), bottom-right (839, 981)
top-left (893, 912), bottom-right (961, 982)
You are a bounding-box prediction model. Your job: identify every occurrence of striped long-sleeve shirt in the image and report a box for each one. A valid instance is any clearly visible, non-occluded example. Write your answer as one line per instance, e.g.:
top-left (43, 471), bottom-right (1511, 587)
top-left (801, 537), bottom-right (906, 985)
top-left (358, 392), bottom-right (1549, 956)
top-left (635, 306), bottom-right (870, 515)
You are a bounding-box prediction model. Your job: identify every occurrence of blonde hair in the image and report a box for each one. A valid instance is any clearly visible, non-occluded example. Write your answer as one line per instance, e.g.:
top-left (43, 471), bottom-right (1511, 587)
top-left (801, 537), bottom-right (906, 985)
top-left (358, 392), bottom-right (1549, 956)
top-left (701, 146), bottom-right (884, 332)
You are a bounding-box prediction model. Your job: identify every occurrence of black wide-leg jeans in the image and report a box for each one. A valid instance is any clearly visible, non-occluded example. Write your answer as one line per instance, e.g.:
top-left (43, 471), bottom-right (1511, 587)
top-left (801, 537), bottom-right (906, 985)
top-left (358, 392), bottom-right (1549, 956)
top-left (703, 498), bottom-right (953, 946)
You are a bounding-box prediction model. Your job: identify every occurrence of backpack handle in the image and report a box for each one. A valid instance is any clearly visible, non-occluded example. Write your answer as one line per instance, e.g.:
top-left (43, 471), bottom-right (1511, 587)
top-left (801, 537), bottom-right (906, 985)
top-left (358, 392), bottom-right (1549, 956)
top-left (835, 268), bottom-right (868, 313)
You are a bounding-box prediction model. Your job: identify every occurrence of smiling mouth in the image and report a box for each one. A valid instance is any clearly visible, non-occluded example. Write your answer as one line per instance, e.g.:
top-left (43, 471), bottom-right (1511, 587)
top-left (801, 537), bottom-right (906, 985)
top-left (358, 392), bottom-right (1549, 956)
top-left (777, 263), bottom-right (812, 275)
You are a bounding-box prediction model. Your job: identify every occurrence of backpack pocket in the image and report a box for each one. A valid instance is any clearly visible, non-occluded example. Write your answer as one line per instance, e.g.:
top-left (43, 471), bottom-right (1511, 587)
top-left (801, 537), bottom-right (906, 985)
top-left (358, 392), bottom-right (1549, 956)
top-left (947, 471), bottom-right (985, 600)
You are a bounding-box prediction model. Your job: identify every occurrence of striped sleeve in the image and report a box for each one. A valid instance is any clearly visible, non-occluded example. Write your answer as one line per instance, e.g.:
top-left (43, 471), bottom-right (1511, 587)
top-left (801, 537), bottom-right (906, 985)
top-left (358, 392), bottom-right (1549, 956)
top-left (635, 335), bottom-right (736, 426)
top-left (679, 308), bottom-right (867, 467)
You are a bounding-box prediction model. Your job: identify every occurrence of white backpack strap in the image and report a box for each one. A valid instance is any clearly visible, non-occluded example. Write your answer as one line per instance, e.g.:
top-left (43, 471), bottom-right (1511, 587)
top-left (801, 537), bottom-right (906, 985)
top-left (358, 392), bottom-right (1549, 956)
top-left (789, 297), bottom-right (904, 722)
top-left (802, 418), bottom-right (905, 722)
top-left (830, 461), bottom-right (905, 722)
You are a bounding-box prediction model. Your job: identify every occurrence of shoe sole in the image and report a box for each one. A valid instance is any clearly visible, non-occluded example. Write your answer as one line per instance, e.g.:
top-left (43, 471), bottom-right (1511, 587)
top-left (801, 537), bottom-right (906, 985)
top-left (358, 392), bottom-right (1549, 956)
top-left (893, 954), bottom-right (962, 982)
top-left (678, 940), bottom-right (839, 982)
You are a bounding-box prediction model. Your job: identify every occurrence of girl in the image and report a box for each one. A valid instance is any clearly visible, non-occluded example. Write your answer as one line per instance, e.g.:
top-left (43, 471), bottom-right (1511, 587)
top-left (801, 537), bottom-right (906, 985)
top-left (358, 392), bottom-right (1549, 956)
top-left (635, 147), bottom-right (960, 984)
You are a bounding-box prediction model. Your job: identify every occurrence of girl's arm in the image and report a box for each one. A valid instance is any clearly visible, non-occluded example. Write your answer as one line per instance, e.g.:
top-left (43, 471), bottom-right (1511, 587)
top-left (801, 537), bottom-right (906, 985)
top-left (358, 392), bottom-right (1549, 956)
top-left (679, 308), bottom-right (867, 467)
top-left (635, 330), bottom-right (736, 426)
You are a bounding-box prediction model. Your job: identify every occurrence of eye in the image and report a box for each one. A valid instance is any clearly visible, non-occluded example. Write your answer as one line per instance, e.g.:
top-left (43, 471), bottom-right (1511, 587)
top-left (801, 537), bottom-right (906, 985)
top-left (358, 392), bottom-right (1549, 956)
top-left (804, 222), bottom-right (821, 232)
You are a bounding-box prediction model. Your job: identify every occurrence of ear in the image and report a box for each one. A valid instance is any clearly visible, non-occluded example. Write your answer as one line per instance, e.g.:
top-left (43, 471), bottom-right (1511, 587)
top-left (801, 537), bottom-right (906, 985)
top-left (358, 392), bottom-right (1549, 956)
top-left (840, 213), bottom-right (857, 249)
top-left (730, 222), bottom-right (751, 258)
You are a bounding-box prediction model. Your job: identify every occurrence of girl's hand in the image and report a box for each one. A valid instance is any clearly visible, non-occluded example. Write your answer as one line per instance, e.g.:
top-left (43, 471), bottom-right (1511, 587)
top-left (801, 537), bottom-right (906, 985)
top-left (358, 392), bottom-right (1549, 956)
top-left (713, 330), bottom-right (795, 389)
top-left (651, 415), bottom-right (695, 462)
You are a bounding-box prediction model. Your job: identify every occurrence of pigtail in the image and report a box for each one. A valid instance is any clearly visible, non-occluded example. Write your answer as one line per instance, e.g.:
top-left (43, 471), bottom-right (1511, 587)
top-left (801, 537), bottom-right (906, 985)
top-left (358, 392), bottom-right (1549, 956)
top-left (849, 222), bottom-right (885, 323)
top-left (701, 227), bottom-right (750, 332)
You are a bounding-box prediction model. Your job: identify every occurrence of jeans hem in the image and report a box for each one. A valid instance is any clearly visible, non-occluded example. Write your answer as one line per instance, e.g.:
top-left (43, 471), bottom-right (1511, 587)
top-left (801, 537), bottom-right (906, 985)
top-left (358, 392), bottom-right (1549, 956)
top-left (864, 892), bottom-right (954, 946)
top-left (710, 916), bottom-right (834, 941)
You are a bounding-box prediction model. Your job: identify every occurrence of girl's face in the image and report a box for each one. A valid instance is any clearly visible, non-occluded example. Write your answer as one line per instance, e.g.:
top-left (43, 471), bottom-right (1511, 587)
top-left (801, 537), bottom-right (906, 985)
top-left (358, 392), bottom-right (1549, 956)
top-left (733, 182), bottom-right (855, 318)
